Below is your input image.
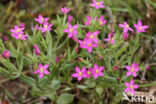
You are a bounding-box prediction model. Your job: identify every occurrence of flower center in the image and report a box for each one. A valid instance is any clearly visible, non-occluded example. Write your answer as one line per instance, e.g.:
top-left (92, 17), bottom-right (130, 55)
top-left (97, 2), bottom-right (100, 6)
top-left (70, 28), bottom-right (73, 32)
top-left (99, 21), bottom-right (103, 25)
top-left (90, 35), bottom-right (94, 39)
top-left (5, 52), bottom-right (8, 56)
top-left (130, 85), bottom-right (133, 89)
top-left (87, 71), bottom-right (91, 75)
top-left (79, 72), bottom-right (82, 76)
top-left (17, 29), bottom-right (20, 32)
top-left (19, 34), bottom-right (22, 38)
top-left (96, 69), bottom-right (99, 73)
top-left (40, 67), bottom-right (44, 73)
top-left (83, 41), bottom-right (86, 45)
top-left (126, 25), bottom-right (129, 28)
top-left (109, 37), bottom-right (114, 43)
top-left (88, 43), bottom-right (92, 46)
top-left (131, 68), bottom-right (134, 72)
top-left (111, 37), bottom-right (114, 40)
top-left (41, 18), bottom-right (44, 22)
top-left (139, 27), bottom-right (142, 30)
top-left (45, 25), bottom-right (48, 29)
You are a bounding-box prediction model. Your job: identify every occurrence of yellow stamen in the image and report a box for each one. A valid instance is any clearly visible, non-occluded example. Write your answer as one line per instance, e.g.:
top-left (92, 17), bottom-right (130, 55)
top-left (41, 18), bottom-right (44, 22)
top-left (17, 28), bottom-right (20, 32)
top-left (130, 85), bottom-right (133, 89)
top-left (126, 25), bottom-right (129, 28)
top-left (89, 43), bottom-right (92, 46)
top-left (5, 53), bottom-right (8, 56)
top-left (19, 34), bottom-right (22, 38)
top-left (131, 68), bottom-right (134, 72)
top-left (97, 2), bottom-right (100, 6)
top-left (83, 41), bottom-right (86, 45)
top-left (90, 35), bottom-right (94, 39)
top-left (99, 21), bottom-right (103, 25)
top-left (79, 72), bottom-right (82, 76)
top-left (45, 25), bottom-right (48, 29)
top-left (40, 67), bottom-right (44, 73)
top-left (87, 71), bottom-right (91, 75)
top-left (70, 28), bottom-right (73, 32)
top-left (109, 37), bottom-right (114, 43)
top-left (96, 69), bottom-right (99, 73)
top-left (139, 27), bottom-right (142, 30)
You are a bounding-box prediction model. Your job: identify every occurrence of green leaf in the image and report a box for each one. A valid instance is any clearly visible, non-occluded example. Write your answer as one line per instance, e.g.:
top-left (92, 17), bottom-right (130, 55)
top-left (45, 91), bottom-right (57, 101)
top-left (49, 79), bottom-right (60, 90)
top-left (20, 74), bottom-right (36, 87)
top-left (56, 93), bottom-right (74, 104)
top-left (96, 86), bottom-right (103, 96)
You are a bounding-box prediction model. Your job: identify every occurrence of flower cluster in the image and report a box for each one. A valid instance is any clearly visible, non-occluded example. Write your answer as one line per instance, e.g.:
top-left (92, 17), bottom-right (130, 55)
top-left (124, 62), bottom-right (140, 95)
top-left (78, 31), bottom-right (99, 53)
top-left (10, 23), bottom-right (28, 40)
top-left (119, 20), bottom-right (148, 40)
top-left (85, 15), bottom-right (107, 26)
top-left (72, 63), bottom-right (104, 81)
top-left (4, 1), bottom-right (150, 97)
top-left (35, 14), bottom-right (53, 33)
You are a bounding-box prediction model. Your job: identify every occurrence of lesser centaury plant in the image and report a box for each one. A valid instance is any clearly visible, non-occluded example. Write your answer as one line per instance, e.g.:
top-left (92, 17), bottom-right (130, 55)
top-left (0, 0), bottom-right (152, 103)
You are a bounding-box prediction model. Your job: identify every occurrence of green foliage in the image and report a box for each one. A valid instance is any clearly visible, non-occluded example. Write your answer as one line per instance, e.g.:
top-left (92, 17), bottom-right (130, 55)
top-left (0, 0), bottom-right (155, 103)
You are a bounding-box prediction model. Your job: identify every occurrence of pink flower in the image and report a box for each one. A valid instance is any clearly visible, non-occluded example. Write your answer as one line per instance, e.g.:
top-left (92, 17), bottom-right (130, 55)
top-left (64, 23), bottom-right (78, 38)
top-left (112, 66), bottom-right (118, 71)
top-left (92, 63), bottom-right (104, 79)
top-left (3, 35), bottom-right (8, 42)
top-left (146, 66), bottom-right (150, 70)
top-left (35, 14), bottom-right (49, 24)
top-left (134, 20), bottom-right (149, 33)
top-left (10, 25), bottom-right (28, 40)
top-left (67, 15), bottom-right (73, 23)
top-left (10, 25), bottom-right (24, 34)
top-left (34, 64), bottom-right (50, 78)
top-left (98, 15), bottom-right (107, 26)
top-left (86, 31), bottom-right (99, 43)
top-left (33, 44), bottom-right (40, 56)
top-left (35, 24), bottom-right (39, 30)
top-left (56, 56), bottom-right (59, 63)
top-left (90, 0), bottom-right (105, 9)
top-left (104, 33), bottom-right (115, 44)
top-left (124, 79), bottom-right (139, 95)
top-left (39, 22), bottom-right (53, 33)
top-left (84, 67), bottom-right (93, 78)
top-left (61, 7), bottom-right (71, 14)
top-left (85, 16), bottom-right (92, 26)
top-left (72, 67), bottom-right (86, 81)
top-left (119, 22), bottom-right (134, 33)
top-left (78, 38), bottom-right (88, 49)
top-left (126, 62), bottom-right (140, 77)
top-left (75, 47), bottom-right (79, 53)
top-left (3, 51), bottom-right (10, 58)
top-left (122, 32), bottom-right (129, 40)
top-left (79, 39), bottom-right (98, 53)
top-left (20, 23), bottom-right (25, 29)
top-left (99, 56), bottom-right (102, 60)
top-left (71, 35), bottom-right (78, 42)
top-left (11, 33), bottom-right (28, 40)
